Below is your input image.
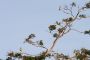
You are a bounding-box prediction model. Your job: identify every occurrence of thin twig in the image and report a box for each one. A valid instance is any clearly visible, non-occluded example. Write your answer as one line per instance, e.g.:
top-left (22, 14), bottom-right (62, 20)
top-left (63, 7), bottom-right (74, 17)
top-left (71, 28), bottom-right (84, 33)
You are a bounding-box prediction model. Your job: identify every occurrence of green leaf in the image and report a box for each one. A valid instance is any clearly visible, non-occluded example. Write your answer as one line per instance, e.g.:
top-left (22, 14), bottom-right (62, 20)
top-left (56, 21), bottom-right (60, 25)
top-left (84, 30), bottom-right (90, 35)
top-left (6, 57), bottom-right (12, 60)
top-left (79, 14), bottom-right (86, 18)
top-left (39, 40), bottom-right (43, 46)
top-left (53, 33), bottom-right (58, 38)
top-left (87, 50), bottom-right (90, 55)
top-left (63, 17), bottom-right (73, 23)
top-left (14, 53), bottom-right (22, 58)
top-left (23, 56), bottom-right (35, 60)
top-left (68, 17), bottom-right (73, 21)
top-left (8, 52), bottom-right (14, 57)
top-left (48, 25), bottom-right (56, 32)
top-left (71, 2), bottom-right (76, 7)
top-left (86, 2), bottom-right (90, 8)
top-left (29, 34), bottom-right (36, 39)
top-left (58, 27), bottom-right (65, 33)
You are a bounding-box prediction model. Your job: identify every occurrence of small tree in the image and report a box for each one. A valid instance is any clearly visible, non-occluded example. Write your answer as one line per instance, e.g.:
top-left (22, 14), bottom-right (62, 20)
top-left (5, 1), bottom-right (90, 60)
top-left (74, 48), bottom-right (90, 60)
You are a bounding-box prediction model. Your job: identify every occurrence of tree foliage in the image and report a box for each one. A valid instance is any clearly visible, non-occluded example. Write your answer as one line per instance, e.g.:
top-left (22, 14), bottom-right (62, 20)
top-left (1, 1), bottom-right (90, 60)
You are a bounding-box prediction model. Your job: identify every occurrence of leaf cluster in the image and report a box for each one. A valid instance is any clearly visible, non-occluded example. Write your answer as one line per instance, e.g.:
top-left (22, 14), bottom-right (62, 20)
top-left (84, 30), bottom-right (90, 35)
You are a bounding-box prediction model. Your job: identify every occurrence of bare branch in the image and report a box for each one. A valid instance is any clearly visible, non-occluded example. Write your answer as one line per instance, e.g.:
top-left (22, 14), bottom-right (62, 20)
top-left (71, 28), bottom-right (84, 34)
top-left (63, 6), bottom-right (74, 17)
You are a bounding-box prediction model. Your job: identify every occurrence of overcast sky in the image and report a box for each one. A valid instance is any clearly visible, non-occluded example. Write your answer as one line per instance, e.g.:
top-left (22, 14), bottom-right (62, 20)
top-left (0, 0), bottom-right (90, 59)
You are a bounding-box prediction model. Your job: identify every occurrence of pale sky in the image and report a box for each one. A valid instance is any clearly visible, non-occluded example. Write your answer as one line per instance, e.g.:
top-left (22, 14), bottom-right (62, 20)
top-left (0, 0), bottom-right (90, 59)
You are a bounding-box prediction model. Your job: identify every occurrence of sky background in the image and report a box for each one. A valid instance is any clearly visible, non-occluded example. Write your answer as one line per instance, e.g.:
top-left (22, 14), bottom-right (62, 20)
top-left (0, 0), bottom-right (90, 59)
